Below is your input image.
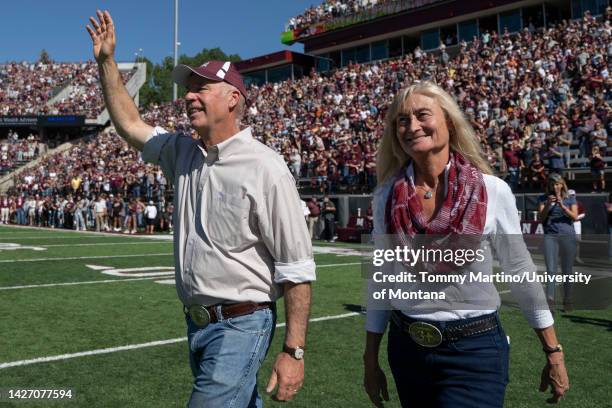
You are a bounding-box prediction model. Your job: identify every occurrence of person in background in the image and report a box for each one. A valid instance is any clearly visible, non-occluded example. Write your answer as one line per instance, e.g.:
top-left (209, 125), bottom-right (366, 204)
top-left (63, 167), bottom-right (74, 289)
top-left (530, 152), bottom-right (547, 190)
top-left (144, 200), bottom-right (157, 235)
top-left (94, 194), bottom-right (107, 232)
top-left (538, 173), bottom-right (578, 311)
top-left (112, 194), bottom-right (123, 231)
top-left (306, 197), bottom-right (321, 239)
top-left (74, 195), bottom-right (87, 231)
top-left (589, 146), bottom-right (606, 192)
top-left (322, 195), bottom-right (336, 242)
top-left (0, 195), bottom-right (9, 225)
top-left (301, 199), bottom-right (310, 224)
top-left (124, 197), bottom-right (138, 234)
top-left (568, 190), bottom-right (585, 264)
top-left (606, 193), bottom-right (612, 259)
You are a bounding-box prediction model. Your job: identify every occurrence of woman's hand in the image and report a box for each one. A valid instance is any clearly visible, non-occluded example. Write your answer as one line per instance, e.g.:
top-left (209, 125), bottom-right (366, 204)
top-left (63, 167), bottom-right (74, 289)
top-left (363, 354), bottom-right (390, 408)
top-left (539, 353), bottom-right (570, 403)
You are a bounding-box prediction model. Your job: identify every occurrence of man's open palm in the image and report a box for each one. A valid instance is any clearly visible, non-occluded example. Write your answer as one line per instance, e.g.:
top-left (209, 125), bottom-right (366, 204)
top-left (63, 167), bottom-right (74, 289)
top-left (86, 10), bottom-right (116, 63)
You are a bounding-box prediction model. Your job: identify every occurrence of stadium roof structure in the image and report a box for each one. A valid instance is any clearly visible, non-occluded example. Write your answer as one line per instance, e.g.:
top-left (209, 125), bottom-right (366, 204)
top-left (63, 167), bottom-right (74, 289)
top-left (284, 0), bottom-right (564, 55)
top-left (234, 50), bottom-right (316, 74)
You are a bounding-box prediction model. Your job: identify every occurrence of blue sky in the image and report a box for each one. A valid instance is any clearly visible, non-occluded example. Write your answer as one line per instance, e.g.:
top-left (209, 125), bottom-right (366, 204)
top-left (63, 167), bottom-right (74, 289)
top-left (0, 0), bottom-right (318, 64)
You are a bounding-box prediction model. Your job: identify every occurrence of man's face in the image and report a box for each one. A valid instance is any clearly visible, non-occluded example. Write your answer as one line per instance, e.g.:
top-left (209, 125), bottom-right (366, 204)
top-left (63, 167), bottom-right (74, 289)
top-left (184, 75), bottom-right (234, 135)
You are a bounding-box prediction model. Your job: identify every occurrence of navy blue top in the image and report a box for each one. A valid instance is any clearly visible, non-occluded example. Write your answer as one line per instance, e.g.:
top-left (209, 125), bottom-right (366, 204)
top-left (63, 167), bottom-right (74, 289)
top-left (539, 195), bottom-right (576, 234)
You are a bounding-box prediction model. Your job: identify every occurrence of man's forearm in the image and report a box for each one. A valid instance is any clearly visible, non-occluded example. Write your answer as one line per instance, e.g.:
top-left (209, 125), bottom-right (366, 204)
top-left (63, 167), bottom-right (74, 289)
top-left (283, 282), bottom-right (311, 347)
top-left (98, 58), bottom-right (150, 150)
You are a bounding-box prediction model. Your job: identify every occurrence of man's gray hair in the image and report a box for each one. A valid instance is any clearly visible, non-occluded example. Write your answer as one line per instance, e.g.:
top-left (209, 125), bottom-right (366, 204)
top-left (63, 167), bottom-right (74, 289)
top-left (222, 82), bottom-right (246, 127)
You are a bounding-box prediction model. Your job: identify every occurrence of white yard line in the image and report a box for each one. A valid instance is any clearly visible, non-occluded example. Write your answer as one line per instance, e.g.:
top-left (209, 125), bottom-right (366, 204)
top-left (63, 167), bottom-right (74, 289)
top-left (0, 253), bottom-right (174, 263)
top-left (0, 236), bottom-right (114, 240)
top-left (0, 262), bottom-right (362, 290)
top-left (0, 276), bottom-right (162, 290)
top-left (40, 241), bottom-right (170, 248)
top-left (0, 312), bottom-right (361, 370)
top-left (0, 224), bottom-right (172, 240)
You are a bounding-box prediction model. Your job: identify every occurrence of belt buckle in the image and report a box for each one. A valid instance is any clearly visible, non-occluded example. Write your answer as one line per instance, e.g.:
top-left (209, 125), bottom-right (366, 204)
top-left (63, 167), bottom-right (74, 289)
top-left (188, 305), bottom-right (211, 328)
top-left (408, 321), bottom-right (443, 347)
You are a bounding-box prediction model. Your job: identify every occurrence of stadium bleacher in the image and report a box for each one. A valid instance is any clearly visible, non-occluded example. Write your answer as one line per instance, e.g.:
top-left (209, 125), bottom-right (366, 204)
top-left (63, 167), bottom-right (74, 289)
top-left (0, 7), bottom-right (610, 232)
top-left (0, 60), bottom-right (134, 118)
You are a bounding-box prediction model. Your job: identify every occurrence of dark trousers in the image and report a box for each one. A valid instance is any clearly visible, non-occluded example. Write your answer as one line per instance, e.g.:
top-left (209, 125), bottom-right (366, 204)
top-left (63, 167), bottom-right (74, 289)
top-left (324, 216), bottom-right (335, 240)
top-left (388, 313), bottom-right (509, 408)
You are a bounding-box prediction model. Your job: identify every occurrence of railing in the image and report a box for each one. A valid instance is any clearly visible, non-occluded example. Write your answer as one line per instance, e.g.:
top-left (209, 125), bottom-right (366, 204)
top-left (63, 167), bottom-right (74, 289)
top-left (282, 0), bottom-right (446, 44)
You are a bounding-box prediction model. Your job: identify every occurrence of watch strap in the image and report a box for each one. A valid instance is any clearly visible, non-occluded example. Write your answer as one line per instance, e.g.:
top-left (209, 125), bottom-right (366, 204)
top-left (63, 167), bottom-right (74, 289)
top-left (543, 344), bottom-right (563, 354)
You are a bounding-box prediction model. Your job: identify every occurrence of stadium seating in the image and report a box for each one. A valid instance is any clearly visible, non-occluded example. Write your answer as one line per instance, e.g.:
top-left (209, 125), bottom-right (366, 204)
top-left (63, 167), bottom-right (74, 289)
top-left (1, 9), bottom-right (610, 230)
top-left (0, 61), bottom-right (134, 118)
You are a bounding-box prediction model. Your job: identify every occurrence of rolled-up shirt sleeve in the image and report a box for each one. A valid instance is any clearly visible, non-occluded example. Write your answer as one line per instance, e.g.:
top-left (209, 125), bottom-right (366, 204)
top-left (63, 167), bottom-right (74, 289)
top-left (259, 172), bottom-right (316, 283)
top-left (492, 180), bottom-right (554, 329)
top-left (141, 126), bottom-right (177, 183)
top-left (365, 181), bottom-right (393, 333)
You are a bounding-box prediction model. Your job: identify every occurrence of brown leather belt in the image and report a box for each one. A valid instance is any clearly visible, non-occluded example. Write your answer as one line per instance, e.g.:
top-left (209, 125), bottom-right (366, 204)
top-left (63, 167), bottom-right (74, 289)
top-left (184, 302), bottom-right (273, 328)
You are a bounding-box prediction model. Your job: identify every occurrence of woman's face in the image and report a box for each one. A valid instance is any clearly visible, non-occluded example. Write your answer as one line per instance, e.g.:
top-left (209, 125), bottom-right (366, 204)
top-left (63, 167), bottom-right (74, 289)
top-left (552, 181), bottom-right (563, 195)
top-left (395, 93), bottom-right (450, 158)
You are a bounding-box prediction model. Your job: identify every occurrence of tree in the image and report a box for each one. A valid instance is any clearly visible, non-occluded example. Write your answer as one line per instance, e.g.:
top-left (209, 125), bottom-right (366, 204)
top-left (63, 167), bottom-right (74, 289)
top-left (138, 48), bottom-right (241, 107)
top-left (39, 49), bottom-right (52, 64)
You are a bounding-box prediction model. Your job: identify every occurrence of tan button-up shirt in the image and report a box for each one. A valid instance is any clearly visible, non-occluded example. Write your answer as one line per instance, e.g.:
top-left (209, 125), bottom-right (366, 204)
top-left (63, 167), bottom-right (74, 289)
top-left (142, 126), bottom-right (316, 306)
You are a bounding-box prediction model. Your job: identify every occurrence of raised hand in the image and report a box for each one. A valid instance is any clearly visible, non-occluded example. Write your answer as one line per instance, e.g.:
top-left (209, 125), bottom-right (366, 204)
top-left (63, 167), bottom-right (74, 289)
top-left (86, 10), bottom-right (116, 63)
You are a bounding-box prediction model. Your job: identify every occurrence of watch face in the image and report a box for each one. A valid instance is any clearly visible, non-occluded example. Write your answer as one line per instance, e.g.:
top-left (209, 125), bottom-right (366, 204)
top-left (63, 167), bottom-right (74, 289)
top-left (294, 348), bottom-right (304, 359)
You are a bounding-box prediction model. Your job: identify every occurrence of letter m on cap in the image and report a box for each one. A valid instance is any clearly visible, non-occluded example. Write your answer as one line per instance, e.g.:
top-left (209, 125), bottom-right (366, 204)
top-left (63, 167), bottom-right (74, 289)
top-left (216, 62), bottom-right (231, 79)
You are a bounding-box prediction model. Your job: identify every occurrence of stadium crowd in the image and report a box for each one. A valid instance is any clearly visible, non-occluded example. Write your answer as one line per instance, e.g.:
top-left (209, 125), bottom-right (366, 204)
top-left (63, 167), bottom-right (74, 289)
top-left (1, 129), bottom-right (172, 232)
top-left (285, 0), bottom-right (443, 36)
top-left (1, 9), bottom-right (611, 231)
top-left (0, 60), bottom-right (134, 118)
top-left (0, 131), bottom-right (45, 175)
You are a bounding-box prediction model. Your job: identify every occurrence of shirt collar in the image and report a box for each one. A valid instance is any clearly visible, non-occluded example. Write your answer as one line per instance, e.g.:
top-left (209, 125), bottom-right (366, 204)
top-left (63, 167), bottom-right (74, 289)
top-left (197, 127), bottom-right (253, 164)
top-left (405, 160), bottom-right (451, 198)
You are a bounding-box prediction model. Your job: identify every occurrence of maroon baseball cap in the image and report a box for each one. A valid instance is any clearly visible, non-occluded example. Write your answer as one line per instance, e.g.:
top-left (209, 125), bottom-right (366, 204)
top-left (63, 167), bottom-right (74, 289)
top-left (171, 60), bottom-right (247, 99)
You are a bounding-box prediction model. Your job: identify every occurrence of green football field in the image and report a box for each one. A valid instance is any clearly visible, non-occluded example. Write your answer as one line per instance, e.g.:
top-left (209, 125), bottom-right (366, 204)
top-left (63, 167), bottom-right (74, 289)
top-left (0, 225), bottom-right (610, 407)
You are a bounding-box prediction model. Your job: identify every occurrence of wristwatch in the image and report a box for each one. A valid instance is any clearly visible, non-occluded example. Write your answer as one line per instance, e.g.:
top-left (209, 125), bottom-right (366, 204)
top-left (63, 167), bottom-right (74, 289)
top-left (283, 344), bottom-right (305, 360)
top-left (543, 344), bottom-right (563, 354)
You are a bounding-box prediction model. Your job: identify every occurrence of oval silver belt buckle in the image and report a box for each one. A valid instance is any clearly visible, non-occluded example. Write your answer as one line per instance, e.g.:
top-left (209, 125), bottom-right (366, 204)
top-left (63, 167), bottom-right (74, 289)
top-left (189, 305), bottom-right (211, 328)
top-left (408, 321), bottom-right (443, 347)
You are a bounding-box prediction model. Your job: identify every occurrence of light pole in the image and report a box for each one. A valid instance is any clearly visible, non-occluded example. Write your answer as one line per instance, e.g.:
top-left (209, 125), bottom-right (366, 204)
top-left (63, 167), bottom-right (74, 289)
top-left (173, 0), bottom-right (179, 101)
top-left (134, 48), bottom-right (143, 63)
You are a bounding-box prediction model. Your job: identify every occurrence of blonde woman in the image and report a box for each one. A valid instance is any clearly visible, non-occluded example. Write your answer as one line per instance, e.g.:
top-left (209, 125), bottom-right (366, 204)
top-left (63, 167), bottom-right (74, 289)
top-left (363, 82), bottom-right (569, 407)
top-left (538, 173), bottom-right (578, 310)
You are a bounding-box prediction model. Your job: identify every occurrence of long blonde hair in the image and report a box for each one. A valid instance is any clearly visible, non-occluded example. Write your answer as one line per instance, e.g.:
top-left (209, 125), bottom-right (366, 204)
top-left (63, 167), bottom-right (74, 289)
top-left (546, 173), bottom-right (569, 198)
top-left (377, 81), bottom-right (492, 184)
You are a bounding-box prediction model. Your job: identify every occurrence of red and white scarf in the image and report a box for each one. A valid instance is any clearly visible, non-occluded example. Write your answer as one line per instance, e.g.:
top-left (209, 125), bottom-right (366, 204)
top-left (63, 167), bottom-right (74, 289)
top-left (385, 152), bottom-right (488, 271)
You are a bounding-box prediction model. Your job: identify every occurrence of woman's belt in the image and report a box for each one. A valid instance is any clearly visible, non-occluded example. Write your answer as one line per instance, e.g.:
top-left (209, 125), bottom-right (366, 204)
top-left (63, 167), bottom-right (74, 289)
top-left (185, 302), bottom-right (273, 328)
top-left (391, 310), bottom-right (498, 347)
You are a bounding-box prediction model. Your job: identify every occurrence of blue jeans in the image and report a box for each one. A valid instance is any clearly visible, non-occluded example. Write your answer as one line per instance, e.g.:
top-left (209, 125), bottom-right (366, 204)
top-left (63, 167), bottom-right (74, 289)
top-left (388, 312), bottom-right (509, 408)
top-left (186, 306), bottom-right (276, 408)
top-left (74, 210), bottom-right (86, 230)
top-left (16, 208), bottom-right (26, 225)
top-left (543, 233), bottom-right (576, 302)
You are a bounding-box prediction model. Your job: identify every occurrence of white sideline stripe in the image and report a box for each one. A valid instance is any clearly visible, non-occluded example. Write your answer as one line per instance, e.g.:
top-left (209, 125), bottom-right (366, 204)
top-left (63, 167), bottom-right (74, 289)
top-left (0, 253), bottom-right (173, 263)
top-left (0, 312), bottom-right (361, 369)
top-left (40, 241), bottom-right (170, 248)
top-left (0, 277), bottom-right (162, 290)
top-left (0, 236), bottom-right (118, 240)
top-left (0, 224), bottom-right (172, 240)
top-left (0, 262), bottom-right (362, 290)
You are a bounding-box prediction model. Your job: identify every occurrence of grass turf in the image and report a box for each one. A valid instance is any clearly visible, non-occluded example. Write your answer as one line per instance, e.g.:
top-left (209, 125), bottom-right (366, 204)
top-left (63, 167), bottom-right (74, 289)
top-left (0, 225), bottom-right (610, 407)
